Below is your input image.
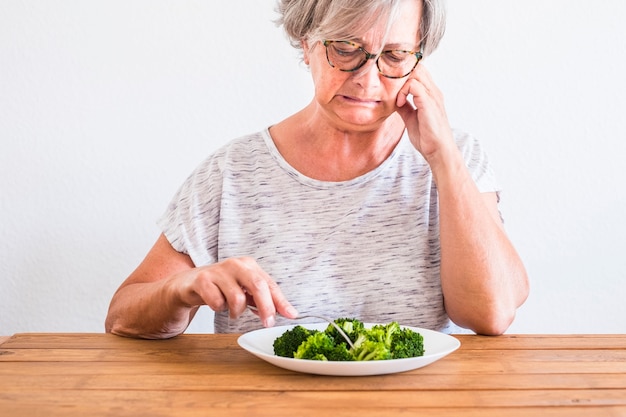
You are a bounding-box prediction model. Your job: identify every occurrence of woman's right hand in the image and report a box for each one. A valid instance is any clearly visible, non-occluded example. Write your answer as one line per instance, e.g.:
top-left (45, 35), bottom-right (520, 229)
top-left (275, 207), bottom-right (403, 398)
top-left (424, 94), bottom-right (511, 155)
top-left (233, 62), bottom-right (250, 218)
top-left (105, 234), bottom-right (297, 338)
top-left (176, 256), bottom-right (298, 328)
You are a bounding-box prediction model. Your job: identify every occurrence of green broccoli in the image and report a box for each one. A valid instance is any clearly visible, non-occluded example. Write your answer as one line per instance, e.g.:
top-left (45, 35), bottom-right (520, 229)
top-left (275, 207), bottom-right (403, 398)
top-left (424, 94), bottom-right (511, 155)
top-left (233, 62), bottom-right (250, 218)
top-left (325, 343), bottom-right (356, 361)
top-left (367, 322), bottom-right (400, 346)
top-left (273, 325), bottom-right (318, 358)
top-left (352, 338), bottom-right (392, 361)
top-left (390, 327), bottom-right (425, 359)
top-left (272, 319), bottom-right (425, 361)
top-left (325, 318), bottom-right (366, 345)
top-left (294, 331), bottom-right (355, 361)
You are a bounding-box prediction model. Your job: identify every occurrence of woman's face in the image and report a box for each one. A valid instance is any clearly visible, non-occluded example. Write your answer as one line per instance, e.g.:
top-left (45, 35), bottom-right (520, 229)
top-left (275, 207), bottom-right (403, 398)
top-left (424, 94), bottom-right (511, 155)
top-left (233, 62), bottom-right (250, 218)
top-left (303, 0), bottom-right (422, 133)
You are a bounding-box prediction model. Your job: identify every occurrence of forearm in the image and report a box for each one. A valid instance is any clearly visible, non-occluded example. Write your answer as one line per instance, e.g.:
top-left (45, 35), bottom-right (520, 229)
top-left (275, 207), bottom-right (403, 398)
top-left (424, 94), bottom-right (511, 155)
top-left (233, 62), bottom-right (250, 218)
top-left (431, 147), bottom-right (529, 335)
top-left (105, 277), bottom-right (198, 339)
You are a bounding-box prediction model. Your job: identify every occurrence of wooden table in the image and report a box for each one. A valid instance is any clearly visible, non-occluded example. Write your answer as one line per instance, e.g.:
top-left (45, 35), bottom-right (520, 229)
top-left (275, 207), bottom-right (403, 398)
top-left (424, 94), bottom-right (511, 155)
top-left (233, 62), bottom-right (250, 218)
top-left (1, 333), bottom-right (625, 416)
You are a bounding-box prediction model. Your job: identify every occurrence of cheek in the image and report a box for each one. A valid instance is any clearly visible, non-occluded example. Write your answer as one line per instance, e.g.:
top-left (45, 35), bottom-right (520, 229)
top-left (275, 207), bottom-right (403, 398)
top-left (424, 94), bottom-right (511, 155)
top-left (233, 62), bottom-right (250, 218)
top-left (311, 66), bottom-right (346, 96)
top-left (385, 80), bottom-right (407, 99)
top-left (314, 75), bottom-right (342, 102)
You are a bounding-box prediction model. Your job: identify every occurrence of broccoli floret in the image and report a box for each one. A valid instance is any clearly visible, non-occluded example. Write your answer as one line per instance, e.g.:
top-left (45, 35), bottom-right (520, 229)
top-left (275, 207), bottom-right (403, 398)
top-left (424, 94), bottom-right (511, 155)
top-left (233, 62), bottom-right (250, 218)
top-left (368, 322), bottom-right (400, 346)
top-left (325, 318), bottom-right (366, 345)
top-left (352, 339), bottom-right (392, 361)
top-left (294, 332), bottom-right (355, 361)
top-left (273, 325), bottom-right (318, 358)
top-left (326, 343), bottom-right (356, 361)
top-left (390, 327), bottom-right (425, 359)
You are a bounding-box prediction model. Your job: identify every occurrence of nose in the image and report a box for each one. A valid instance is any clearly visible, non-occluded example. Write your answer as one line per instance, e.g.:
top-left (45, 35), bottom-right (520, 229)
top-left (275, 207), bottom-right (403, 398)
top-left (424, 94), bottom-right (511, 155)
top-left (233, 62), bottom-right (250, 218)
top-left (350, 57), bottom-right (381, 86)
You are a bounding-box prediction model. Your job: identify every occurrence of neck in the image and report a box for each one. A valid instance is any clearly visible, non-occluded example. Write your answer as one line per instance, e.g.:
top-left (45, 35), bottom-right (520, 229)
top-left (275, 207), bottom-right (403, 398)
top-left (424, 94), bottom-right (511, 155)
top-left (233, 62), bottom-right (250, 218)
top-left (270, 107), bottom-right (405, 181)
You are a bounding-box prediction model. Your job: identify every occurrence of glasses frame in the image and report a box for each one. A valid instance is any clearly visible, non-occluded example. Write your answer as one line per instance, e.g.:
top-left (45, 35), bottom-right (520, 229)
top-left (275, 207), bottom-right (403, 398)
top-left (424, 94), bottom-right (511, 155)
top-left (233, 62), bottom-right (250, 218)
top-left (323, 40), bottom-right (423, 79)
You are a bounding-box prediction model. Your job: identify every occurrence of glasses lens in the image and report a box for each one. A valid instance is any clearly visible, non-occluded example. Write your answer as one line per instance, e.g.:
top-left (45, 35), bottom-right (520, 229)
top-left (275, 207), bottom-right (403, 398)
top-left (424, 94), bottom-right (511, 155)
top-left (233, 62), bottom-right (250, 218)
top-left (324, 41), bottom-right (421, 78)
top-left (378, 50), bottom-right (420, 78)
top-left (325, 41), bottom-right (367, 71)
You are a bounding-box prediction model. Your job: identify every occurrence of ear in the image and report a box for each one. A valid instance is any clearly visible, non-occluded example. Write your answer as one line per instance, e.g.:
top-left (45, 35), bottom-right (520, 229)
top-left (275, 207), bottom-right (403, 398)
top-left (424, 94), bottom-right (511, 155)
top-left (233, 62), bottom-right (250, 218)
top-left (302, 39), bottom-right (311, 65)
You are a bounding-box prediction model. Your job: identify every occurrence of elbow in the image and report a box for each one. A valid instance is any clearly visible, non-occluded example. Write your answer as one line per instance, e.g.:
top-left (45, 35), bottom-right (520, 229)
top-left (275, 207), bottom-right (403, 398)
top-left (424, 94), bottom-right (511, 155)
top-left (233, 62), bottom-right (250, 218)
top-left (104, 315), bottom-right (117, 335)
top-left (471, 309), bottom-right (517, 336)
top-left (105, 316), bottom-right (135, 338)
top-left (479, 287), bottom-right (530, 336)
top-left (449, 308), bottom-right (515, 336)
top-left (105, 311), bottom-right (187, 340)
top-left (447, 295), bottom-right (526, 336)
top-left (105, 322), bottom-right (180, 340)
top-left (458, 269), bottom-right (530, 336)
top-left (104, 312), bottom-right (149, 339)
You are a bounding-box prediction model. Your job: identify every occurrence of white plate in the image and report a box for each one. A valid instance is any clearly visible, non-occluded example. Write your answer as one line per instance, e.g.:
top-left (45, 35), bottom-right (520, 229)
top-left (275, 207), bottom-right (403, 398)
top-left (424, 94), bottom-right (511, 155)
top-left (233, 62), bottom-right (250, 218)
top-left (237, 323), bottom-right (460, 376)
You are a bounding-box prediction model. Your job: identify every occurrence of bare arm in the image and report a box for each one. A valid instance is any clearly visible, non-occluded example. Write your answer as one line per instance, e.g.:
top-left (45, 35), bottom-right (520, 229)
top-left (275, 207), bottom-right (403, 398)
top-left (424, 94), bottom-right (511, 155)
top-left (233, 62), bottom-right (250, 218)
top-left (105, 234), bottom-right (297, 339)
top-left (434, 154), bottom-right (528, 335)
top-left (397, 65), bottom-right (529, 335)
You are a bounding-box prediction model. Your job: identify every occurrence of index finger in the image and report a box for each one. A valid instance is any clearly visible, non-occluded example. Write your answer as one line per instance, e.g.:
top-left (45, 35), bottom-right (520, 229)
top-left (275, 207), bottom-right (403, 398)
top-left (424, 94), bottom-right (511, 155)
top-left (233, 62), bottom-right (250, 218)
top-left (238, 262), bottom-right (298, 327)
top-left (265, 277), bottom-right (299, 320)
top-left (248, 280), bottom-right (298, 327)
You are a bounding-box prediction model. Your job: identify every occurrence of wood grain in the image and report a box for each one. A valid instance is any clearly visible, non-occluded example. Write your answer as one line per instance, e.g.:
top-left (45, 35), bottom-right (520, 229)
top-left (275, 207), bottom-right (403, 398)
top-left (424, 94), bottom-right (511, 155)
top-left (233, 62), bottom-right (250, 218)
top-left (1, 333), bottom-right (625, 417)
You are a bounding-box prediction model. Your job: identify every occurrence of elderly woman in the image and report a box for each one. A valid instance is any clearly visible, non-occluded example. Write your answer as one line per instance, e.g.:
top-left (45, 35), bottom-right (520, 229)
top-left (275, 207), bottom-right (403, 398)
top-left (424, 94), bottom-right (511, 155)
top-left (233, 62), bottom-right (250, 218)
top-left (106, 0), bottom-right (528, 338)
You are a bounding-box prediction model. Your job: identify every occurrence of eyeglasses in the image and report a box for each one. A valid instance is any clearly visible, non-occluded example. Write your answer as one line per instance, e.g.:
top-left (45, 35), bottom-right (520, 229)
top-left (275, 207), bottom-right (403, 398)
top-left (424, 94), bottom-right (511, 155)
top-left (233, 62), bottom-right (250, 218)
top-left (323, 40), bottom-right (422, 79)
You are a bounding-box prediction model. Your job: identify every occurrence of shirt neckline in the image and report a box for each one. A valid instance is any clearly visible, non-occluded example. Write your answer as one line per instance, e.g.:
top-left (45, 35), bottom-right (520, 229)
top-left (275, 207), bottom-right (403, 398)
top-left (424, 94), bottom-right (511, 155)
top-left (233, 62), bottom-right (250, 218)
top-left (261, 127), bottom-right (408, 190)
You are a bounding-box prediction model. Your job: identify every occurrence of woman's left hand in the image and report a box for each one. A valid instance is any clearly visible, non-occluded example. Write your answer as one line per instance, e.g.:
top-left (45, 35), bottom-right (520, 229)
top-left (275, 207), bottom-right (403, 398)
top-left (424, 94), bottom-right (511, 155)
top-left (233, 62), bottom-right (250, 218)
top-left (395, 64), bottom-right (455, 162)
top-left (395, 65), bottom-right (529, 336)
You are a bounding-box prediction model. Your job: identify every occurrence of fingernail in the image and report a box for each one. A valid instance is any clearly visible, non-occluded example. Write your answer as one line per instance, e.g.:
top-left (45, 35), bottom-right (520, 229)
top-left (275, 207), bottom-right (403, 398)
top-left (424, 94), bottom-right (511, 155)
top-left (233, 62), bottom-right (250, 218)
top-left (285, 306), bottom-right (298, 318)
top-left (263, 315), bottom-right (275, 328)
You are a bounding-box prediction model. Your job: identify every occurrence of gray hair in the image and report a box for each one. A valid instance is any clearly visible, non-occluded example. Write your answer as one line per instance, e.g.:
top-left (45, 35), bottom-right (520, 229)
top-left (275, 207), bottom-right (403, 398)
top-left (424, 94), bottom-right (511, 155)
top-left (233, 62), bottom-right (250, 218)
top-left (276, 0), bottom-right (446, 57)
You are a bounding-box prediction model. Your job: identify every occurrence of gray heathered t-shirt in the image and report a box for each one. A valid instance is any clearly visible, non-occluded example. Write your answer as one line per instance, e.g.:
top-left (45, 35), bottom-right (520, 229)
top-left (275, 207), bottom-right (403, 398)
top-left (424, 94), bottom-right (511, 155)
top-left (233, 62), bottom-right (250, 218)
top-left (158, 128), bottom-right (500, 334)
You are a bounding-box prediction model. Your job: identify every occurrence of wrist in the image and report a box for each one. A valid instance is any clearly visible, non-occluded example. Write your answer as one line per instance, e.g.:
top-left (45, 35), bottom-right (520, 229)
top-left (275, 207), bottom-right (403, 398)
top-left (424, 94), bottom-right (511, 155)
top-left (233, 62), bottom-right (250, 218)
top-left (425, 143), bottom-right (466, 186)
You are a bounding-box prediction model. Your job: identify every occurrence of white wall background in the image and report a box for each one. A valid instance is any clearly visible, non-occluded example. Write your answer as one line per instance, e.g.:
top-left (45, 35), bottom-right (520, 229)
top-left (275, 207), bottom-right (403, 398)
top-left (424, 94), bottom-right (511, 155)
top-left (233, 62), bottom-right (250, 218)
top-left (2, 1), bottom-right (625, 336)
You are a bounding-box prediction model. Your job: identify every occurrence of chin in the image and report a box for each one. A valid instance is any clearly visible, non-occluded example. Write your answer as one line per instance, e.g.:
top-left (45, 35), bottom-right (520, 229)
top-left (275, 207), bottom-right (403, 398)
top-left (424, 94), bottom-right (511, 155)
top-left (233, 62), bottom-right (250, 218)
top-left (339, 112), bottom-right (393, 131)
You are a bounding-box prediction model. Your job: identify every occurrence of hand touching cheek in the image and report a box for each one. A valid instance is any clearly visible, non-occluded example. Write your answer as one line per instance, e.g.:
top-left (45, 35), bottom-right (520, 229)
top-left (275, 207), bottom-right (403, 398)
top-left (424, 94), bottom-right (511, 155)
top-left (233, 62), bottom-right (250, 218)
top-left (395, 65), bottom-right (456, 162)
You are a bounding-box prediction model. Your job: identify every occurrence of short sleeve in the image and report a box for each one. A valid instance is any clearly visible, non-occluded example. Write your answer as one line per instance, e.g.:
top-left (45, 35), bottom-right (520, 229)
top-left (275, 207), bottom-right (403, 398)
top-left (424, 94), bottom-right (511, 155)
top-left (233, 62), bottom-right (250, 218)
top-left (454, 129), bottom-right (501, 194)
top-left (156, 152), bottom-right (225, 267)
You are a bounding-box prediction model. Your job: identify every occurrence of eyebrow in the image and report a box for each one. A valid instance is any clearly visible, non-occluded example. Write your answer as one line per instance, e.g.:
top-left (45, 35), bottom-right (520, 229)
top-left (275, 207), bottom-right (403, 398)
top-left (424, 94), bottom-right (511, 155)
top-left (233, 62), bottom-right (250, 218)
top-left (349, 38), bottom-right (419, 51)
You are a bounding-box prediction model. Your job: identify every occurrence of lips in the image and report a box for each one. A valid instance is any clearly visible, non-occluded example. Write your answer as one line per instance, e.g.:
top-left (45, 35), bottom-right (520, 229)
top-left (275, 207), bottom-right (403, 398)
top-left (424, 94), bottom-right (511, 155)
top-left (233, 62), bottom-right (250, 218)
top-left (340, 95), bottom-right (381, 104)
